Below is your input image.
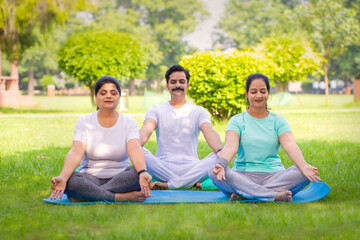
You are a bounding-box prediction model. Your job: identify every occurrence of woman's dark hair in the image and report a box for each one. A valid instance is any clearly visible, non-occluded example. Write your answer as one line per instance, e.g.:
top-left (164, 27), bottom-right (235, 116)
top-left (165, 65), bottom-right (190, 83)
top-left (245, 73), bottom-right (271, 109)
top-left (94, 76), bottom-right (121, 110)
top-left (246, 73), bottom-right (270, 93)
top-left (94, 76), bottom-right (121, 96)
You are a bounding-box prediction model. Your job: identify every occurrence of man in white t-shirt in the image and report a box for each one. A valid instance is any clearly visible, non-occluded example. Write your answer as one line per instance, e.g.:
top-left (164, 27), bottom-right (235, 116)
top-left (312, 81), bottom-right (319, 94)
top-left (330, 80), bottom-right (337, 94)
top-left (140, 65), bottom-right (223, 189)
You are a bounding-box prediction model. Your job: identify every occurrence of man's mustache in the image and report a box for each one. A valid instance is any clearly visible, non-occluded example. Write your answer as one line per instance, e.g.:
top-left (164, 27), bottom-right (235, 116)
top-left (172, 88), bottom-right (184, 92)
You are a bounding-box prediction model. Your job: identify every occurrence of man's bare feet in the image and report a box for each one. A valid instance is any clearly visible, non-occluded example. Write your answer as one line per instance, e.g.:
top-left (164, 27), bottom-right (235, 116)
top-left (229, 193), bottom-right (248, 201)
top-left (275, 191), bottom-right (293, 202)
top-left (114, 191), bottom-right (146, 202)
top-left (151, 181), bottom-right (168, 190)
top-left (194, 182), bottom-right (202, 189)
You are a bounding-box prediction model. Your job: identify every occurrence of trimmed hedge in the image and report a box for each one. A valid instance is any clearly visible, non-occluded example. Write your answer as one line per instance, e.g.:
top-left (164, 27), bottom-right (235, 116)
top-left (180, 50), bottom-right (279, 121)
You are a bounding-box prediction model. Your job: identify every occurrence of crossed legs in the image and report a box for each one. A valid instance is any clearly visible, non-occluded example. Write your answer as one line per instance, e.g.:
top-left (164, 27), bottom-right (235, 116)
top-left (209, 165), bottom-right (310, 202)
top-left (65, 166), bottom-right (145, 202)
top-left (144, 148), bottom-right (217, 189)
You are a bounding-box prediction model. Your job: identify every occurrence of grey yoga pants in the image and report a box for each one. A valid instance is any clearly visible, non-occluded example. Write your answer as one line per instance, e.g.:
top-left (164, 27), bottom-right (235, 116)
top-left (64, 166), bottom-right (140, 202)
top-left (209, 165), bottom-right (310, 201)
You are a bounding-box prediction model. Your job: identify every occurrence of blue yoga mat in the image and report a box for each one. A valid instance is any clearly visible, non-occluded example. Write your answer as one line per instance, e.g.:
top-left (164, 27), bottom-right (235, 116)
top-left (43, 181), bottom-right (330, 205)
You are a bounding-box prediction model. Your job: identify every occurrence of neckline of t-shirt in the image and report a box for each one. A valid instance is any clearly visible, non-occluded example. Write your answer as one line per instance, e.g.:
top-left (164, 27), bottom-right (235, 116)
top-left (95, 111), bottom-right (121, 129)
top-left (167, 100), bottom-right (189, 110)
top-left (245, 110), bottom-right (272, 120)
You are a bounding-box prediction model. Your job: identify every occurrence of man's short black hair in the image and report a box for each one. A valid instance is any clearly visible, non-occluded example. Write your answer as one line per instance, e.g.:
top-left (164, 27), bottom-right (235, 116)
top-left (165, 65), bottom-right (190, 83)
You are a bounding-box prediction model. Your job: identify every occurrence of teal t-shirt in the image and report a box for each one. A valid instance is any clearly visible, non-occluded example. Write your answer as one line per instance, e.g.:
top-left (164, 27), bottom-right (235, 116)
top-left (226, 111), bottom-right (292, 173)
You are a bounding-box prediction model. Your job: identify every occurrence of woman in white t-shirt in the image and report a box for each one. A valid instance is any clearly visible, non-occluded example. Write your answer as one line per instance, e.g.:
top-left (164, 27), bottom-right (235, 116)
top-left (50, 76), bottom-right (152, 202)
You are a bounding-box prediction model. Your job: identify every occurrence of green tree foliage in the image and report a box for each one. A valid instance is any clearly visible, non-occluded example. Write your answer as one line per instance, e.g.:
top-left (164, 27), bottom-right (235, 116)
top-left (0, 0), bottom-right (86, 82)
top-left (215, 0), bottom-right (291, 49)
top-left (253, 34), bottom-right (324, 91)
top-left (215, 0), bottom-right (359, 97)
top-left (332, 0), bottom-right (360, 81)
top-left (39, 74), bottom-right (54, 89)
top-left (58, 30), bottom-right (146, 105)
top-left (91, 9), bottom-right (162, 70)
top-left (180, 50), bottom-right (279, 121)
top-left (293, 0), bottom-right (359, 104)
top-left (89, 8), bottom-right (161, 94)
top-left (20, 27), bottom-right (63, 95)
top-left (331, 45), bottom-right (360, 82)
top-left (115, 0), bottom-right (208, 80)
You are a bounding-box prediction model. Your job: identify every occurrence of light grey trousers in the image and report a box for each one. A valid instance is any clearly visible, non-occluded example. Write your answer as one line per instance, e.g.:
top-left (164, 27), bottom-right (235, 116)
top-left (208, 165), bottom-right (310, 201)
top-left (144, 148), bottom-right (218, 189)
top-left (64, 166), bottom-right (140, 202)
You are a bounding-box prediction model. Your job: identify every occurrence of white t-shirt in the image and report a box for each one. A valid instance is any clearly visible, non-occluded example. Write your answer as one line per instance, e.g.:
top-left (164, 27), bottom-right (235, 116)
top-left (145, 101), bottom-right (211, 159)
top-left (312, 81), bottom-right (319, 89)
top-left (330, 80), bottom-right (337, 89)
top-left (75, 111), bottom-right (139, 178)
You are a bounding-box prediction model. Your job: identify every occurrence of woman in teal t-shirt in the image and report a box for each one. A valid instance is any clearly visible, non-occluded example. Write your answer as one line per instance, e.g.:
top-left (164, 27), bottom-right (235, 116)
top-left (209, 73), bottom-right (321, 202)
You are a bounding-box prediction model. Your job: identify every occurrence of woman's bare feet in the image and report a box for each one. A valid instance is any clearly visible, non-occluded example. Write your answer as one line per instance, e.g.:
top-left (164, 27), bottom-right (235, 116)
top-left (229, 193), bottom-right (248, 201)
top-left (275, 191), bottom-right (293, 202)
top-left (114, 191), bottom-right (146, 202)
top-left (151, 181), bottom-right (169, 190)
top-left (194, 182), bottom-right (202, 189)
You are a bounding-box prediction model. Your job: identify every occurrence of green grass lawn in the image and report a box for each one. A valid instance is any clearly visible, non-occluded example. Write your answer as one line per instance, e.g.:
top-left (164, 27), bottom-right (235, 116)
top-left (268, 93), bottom-right (360, 110)
top-left (1, 94), bottom-right (360, 239)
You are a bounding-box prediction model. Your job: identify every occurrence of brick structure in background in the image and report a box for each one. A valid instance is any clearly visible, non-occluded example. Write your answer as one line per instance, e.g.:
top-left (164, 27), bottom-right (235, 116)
top-left (354, 78), bottom-right (360, 102)
top-left (0, 76), bottom-right (35, 107)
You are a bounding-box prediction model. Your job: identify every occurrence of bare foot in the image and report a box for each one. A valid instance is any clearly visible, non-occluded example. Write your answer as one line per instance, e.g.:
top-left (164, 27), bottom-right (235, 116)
top-left (115, 191), bottom-right (146, 202)
top-left (151, 181), bottom-right (168, 190)
top-left (194, 182), bottom-right (202, 189)
top-left (275, 191), bottom-right (293, 202)
top-left (229, 193), bottom-right (248, 201)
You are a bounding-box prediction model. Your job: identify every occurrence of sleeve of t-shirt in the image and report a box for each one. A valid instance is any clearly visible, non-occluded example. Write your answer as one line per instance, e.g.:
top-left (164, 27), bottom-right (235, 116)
top-left (126, 118), bottom-right (140, 142)
top-left (144, 106), bottom-right (157, 124)
top-left (226, 115), bottom-right (243, 135)
top-left (73, 117), bottom-right (87, 144)
top-left (198, 107), bottom-right (211, 126)
top-left (276, 115), bottom-right (292, 137)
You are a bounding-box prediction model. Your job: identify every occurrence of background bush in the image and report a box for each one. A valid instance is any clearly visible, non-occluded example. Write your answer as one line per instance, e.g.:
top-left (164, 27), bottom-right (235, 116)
top-left (180, 50), bottom-right (280, 121)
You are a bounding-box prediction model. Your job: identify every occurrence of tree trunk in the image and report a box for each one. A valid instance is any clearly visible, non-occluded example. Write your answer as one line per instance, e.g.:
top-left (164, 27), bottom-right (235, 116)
top-left (129, 79), bottom-right (137, 96)
top-left (323, 62), bottom-right (329, 105)
top-left (0, 41), bottom-right (2, 76)
top-left (0, 41), bottom-right (4, 92)
top-left (9, 35), bottom-right (19, 91)
top-left (276, 81), bottom-right (288, 92)
top-left (89, 84), bottom-right (96, 107)
top-left (27, 67), bottom-right (34, 96)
